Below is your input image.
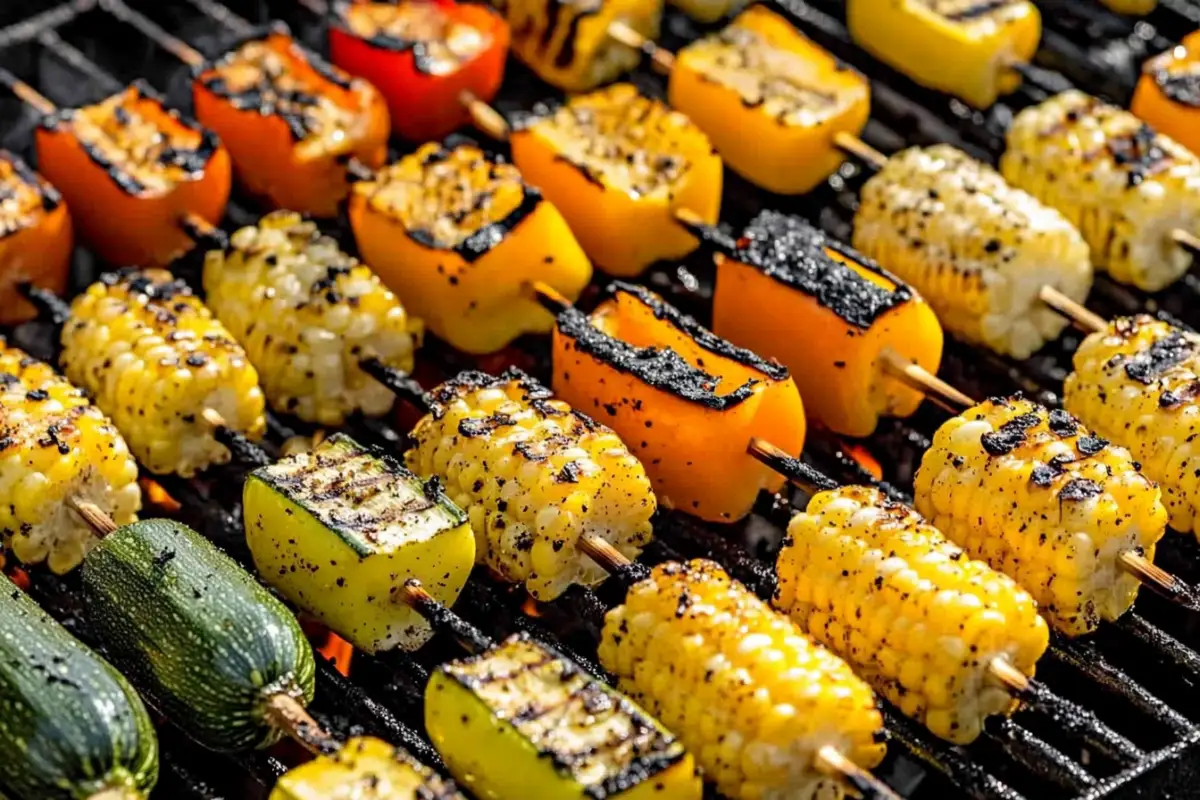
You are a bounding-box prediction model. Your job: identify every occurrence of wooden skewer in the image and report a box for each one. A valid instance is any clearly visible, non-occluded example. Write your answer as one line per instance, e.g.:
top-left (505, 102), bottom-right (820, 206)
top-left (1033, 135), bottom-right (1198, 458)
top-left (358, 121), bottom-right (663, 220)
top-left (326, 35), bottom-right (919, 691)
top-left (1172, 228), bottom-right (1200, 260)
top-left (461, 90), bottom-right (510, 142)
top-left (393, 579), bottom-right (493, 655)
top-left (1037, 285), bottom-right (1107, 334)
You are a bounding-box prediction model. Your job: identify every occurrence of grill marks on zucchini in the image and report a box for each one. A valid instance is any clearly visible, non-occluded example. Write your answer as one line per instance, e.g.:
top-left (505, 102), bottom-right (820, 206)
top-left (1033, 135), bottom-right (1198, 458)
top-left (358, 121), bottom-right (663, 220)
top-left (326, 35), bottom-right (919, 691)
top-left (81, 519), bottom-right (315, 752)
top-left (0, 572), bottom-right (158, 800)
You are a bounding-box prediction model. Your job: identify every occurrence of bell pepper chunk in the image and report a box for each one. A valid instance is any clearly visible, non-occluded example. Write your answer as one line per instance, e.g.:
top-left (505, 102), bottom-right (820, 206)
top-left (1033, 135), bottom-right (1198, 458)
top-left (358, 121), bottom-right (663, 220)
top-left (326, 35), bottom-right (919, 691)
top-left (0, 152), bottom-right (73, 325)
top-left (510, 84), bottom-right (722, 276)
top-left (551, 282), bottom-right (805, 523)
top-left (668, 0), bottom-right (747, 23)
top-left (494, 0), bottom-right (662, 91)
top-left (712, 210), bottom-right (944, 438)
top-left (1133, 32), bottom-right (1200, 156)
top-left (329, 1), bottom-right (509, 141)
top-left (34, 81), bottom-right (231, 268)
top-left (847, 0), bottom-right (1041, 108)
top-left (671, 5), bottom-right (870, 194)
top-left (193, 23), bottom-right (389, 218)
top-left (347, 140), bottom-right (591, 354)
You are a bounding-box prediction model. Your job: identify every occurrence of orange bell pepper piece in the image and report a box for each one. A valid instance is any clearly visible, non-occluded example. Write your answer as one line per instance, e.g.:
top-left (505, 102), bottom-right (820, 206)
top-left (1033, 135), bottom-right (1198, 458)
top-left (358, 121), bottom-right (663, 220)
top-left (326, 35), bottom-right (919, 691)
top-left (670, 5), bottom-right (870, 194)
top-left (551, 282), bottom-right (806, 523)
top-left (509, 83), bottom-right (722, 277)
top-left (193, 23), bottom-right (390, 218)
top-left (1133, 32), bottom-right (1200, 156)
top-left (0, 151), bottom-right (73, 325)
top-left (35, 81), bottom-right (231, 268)
top-left (346, 140), bottom-right (591, 354)
top-left (712, 211), bottom-right (944, 438)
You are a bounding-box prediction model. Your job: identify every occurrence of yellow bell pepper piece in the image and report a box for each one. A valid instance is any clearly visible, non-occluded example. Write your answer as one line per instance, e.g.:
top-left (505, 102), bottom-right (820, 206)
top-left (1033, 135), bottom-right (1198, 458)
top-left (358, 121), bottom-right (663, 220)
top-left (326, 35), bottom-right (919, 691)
top-left (671, 5), bottom-right (870, 194)
top-left (847, 0), bottom-right (1041, 108)
top-left (347, 141), bottom-right (591, 354)
top-left (510, 84), bottom-right (722, 276)
top-left (1133, 32), bottom-right (1200, 156)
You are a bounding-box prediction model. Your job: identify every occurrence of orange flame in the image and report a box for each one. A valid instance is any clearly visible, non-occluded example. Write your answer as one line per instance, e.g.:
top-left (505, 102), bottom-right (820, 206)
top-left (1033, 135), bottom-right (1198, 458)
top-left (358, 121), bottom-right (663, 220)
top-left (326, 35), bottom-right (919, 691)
top-left (522, 595), bottom-right (543, 618)
top-left (843, 442), bottom-right (883, 481)
top-left (139, 478), bottom-right (181, 512)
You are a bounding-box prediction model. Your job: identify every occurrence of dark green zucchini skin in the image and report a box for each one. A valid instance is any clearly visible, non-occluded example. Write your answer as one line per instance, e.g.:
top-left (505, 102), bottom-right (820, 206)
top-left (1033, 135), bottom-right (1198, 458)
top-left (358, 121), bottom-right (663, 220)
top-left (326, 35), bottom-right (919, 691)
top-left (0, 572), bottom-right (158, 800)
top-left (82, 519), bottom-right (315, 753)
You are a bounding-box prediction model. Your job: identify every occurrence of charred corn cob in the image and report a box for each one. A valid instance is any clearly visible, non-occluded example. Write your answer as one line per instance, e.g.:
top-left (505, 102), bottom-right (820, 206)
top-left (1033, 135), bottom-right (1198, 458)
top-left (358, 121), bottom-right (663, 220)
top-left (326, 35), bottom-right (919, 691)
top-left (777, 486), bottom-right (1049, 745)
top-left (60, 269), bottom-right (266, 477)
top-left (1064, 316), bottom-right (1200, 537)
top-left (406, 369), bottom-right (655, 600)
top-left (1133, 32), bottom-right (1200, 156)
top-left (846, 0), bottom-right (1041, 108)
top-left (493, 0), bottom-right (662, 91)
top-left (600, 559), bottom-right (887, 800)
top-left (1000, 90), bottom-right (1200, 292)
top-left (204, 210), bottom-right (422, 426)
top-left (669, 5), bottom-right (871, 194)
top-left (245, 434), bottom-right (475, 653)
top-left (272, 736), bottom-right (463, 800)
top-left (0, 342), bottom-right (141, 573)
top-left (854, 144), bottom-right (1093, 359)
top-left (509, 84), bottom-right (722, 276)
top-left (914, 396), bottom-right (1168, 636)
top-left (427, 633), bottom-right (702, 799)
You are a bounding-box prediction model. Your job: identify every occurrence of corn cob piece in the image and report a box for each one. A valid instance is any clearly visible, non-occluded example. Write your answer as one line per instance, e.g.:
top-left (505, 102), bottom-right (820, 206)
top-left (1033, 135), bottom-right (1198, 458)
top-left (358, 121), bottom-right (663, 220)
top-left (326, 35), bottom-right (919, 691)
top-left (494, 0), bottom-right (663, 91)
top-left (0, 342), bottom-right (141, 573)
top-left (1064, 316), bottom-right (1200, 537)
top-left (777, 485), bottom-right (1049, 744)
top-left (427, 633), bottom-right (702, 799)
top-left (914, 396), bottom-right (1168, 636)
top-left (846, 0), bottom-right (1041, 108)
top-left (204, 210), bottom-right (423, 426)
top-left (406, 369), bottom-right (655, 600)
top-left (854, 144), bottom-right (1093, 359)
top-left (271, 736), bottom-right (463, 800)
top-left (599, 559), bottom-right (887, 800)
top-left (59, 269), bottom-right (266, 477)
top-left (245, 433), bottom-right (475, 653)
top-left (1000, 90), bottom-right (1200, 292)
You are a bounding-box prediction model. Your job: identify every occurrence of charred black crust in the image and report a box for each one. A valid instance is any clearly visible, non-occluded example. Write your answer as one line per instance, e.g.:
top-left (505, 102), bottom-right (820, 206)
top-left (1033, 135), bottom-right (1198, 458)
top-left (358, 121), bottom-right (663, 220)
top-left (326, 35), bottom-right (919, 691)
top-left (981, 412), bottom-right (1042, 456)
top-left (428, 367), bottom-right (557, 416)
top-left (3, 149), bottom-right (60, 212)
top-left (1121, 326), bottom-right (1197, 385)
top-left (606, 281), bottom-right (789, 381)
top-left (941, 0), bottom-right (1022, 20)
top-left (1154, 67), bottom-right (1200, 109)
top-left (1106, 123), bottom-right (1172, 188)
top-left (728, 210), bottom-right (911, 330)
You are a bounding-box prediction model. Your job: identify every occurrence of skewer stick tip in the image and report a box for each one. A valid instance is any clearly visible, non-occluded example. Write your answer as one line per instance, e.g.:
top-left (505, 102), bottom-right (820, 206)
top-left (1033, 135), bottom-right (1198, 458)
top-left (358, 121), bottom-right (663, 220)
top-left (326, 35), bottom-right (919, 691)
top-left (746, 437), bottom-right (839, 496)
top-left (1172, 228), bottom-right (1200, 259)
top-left (66, 496), bottom-right (119, 537)
top-left (263, 692), bottom-right (338, 756)
top-left (815, 745), bottom-right (902, 800)
top-left (1118, 550), bottom-right (1200, 612)
top-left (1037, 285), bottom-right (1106, 334)
top-left (832, 131), bottom-right (888, 170)
top-left (200, 407), bottom-right (228, 430)
top-left (460, 91), bottom-right (510, 142)
top-left (577, 532), bottom-right (634, 573)
top-left (986, 656), bottom-right (1031, 695)
top-left (878, 347), bottom-right (976, 410)
top-left (525, 281), bottom-right (572, 315)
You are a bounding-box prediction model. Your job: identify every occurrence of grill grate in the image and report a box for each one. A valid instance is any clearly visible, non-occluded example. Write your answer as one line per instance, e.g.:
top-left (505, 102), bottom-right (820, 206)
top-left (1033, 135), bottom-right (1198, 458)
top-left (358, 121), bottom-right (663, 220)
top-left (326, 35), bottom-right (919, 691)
top-left (3, 0), bottom-right (1200, 798)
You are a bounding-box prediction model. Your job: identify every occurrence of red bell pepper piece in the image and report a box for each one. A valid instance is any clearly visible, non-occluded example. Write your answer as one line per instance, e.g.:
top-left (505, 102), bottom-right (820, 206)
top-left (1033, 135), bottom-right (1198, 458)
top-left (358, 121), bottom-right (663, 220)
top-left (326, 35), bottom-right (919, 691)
top-left (329, 0), bottom-right (509, 141)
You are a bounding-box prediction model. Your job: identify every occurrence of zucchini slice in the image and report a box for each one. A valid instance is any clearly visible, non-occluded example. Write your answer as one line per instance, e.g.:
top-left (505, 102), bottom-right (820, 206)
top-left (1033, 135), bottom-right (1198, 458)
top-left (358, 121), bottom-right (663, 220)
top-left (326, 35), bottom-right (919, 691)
top-left (0, 572), bottom-right (158, 800)
top-left (426, 633), bottom-right (703, 800)
top-left (270, 736), bottom-right (463, 800)
top-left (81, 518), bottom-right (315, 753)
top-left (244, 433), bottom-right (475, 653)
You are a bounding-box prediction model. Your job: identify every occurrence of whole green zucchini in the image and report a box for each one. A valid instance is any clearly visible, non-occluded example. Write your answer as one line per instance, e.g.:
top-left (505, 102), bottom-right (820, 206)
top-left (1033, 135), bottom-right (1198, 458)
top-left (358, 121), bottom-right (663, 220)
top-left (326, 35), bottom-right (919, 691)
top-left (0, 572), bottom-right (158, 800)
top-left (81, 519), bottom-right (316, 753)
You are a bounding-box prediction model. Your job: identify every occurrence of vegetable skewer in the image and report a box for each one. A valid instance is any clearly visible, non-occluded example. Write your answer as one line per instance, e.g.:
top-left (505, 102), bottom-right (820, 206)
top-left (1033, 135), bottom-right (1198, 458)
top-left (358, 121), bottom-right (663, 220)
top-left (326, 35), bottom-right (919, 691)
top-left (0, 151), bottom-right (73, 325)
top-left (1133, 31), bottom-right (1200, 156)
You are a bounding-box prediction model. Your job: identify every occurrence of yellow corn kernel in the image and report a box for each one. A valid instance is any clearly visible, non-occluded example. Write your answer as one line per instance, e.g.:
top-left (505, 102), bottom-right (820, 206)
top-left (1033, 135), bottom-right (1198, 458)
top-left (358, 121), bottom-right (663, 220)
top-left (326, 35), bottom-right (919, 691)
top-left (245, 433), bottom-right (475, 653)
top-left (1065, 316), bottom-right (1200, 537)
top-left (854, 144), bottom-right (1092, 358)
top-left (406, 369), bottom-right (655, 600)
top-left (0, 342), bottom-right (141, 573)
top-left (599, 559), bottom-right (887, 800)
top-left (204, 210), bottom-right (422, 426)
top-left (847, 0), bottom-right (1041, 108)
top-left (427, 634), bottom-right (702, 800)
top-left (777, 485), bottom-right (1049, 744)
top-left (271, 736), bottom-right (462, 799)
top-left (914, 396), bottom-right (1168, 636)
top-left (60, 269), bottom-right (266, 477)
top-left (1001, 90), bottom-right (1200, 292)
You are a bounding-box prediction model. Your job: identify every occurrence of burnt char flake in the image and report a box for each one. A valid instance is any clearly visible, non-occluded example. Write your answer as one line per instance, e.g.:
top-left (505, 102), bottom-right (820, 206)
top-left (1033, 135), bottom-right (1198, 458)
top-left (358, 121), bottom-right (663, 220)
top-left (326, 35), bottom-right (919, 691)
top-left (730, 210), bottom-right (911, 330)
top-left (1123, 329), bottom-right (1198, 385)
top-left (1155, 65), bottom-right (1200, 109)
top-left (557, 305), bottom-right (763, 410)
top-left (1059, 478), bottom-right (1103, 501)
top-left (1106, 124), bottom-right (1172, 188)
top-left (981, 412), bottom-right (1041, 456)
top-left (607, 281), bottom-right (789, 381)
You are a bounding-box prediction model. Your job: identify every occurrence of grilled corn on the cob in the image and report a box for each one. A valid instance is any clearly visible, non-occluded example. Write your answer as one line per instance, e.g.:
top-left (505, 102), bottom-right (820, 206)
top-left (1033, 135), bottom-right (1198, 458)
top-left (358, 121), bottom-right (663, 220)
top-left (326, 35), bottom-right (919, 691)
top-left (1000, 90), bottom-right (1200, 292)
top-left (778, 486), bottom-right (1049, 744)
top-left (406, 369), bottom-right (655, 600)
top-left (1064, 316), bottom-right (1200, 538)
top-left (245, 434), bottom-right (475, 653)
top-left (427, 633), bottom-right (702, 799)
top-left (854, 144), bottom-right (1093, 359)
top-left (0, 343), bottom-right (141, 573)
top-left (914, 396), bottom-right (1168, 636)
top-left (60, 269), bottom-right (266, 477)
top-left (204, 210), bottom-right (422, 426)
top-left (271, 736), bottom-right (464, 800)
top-left (600, 559), bottom-right (887, 800)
